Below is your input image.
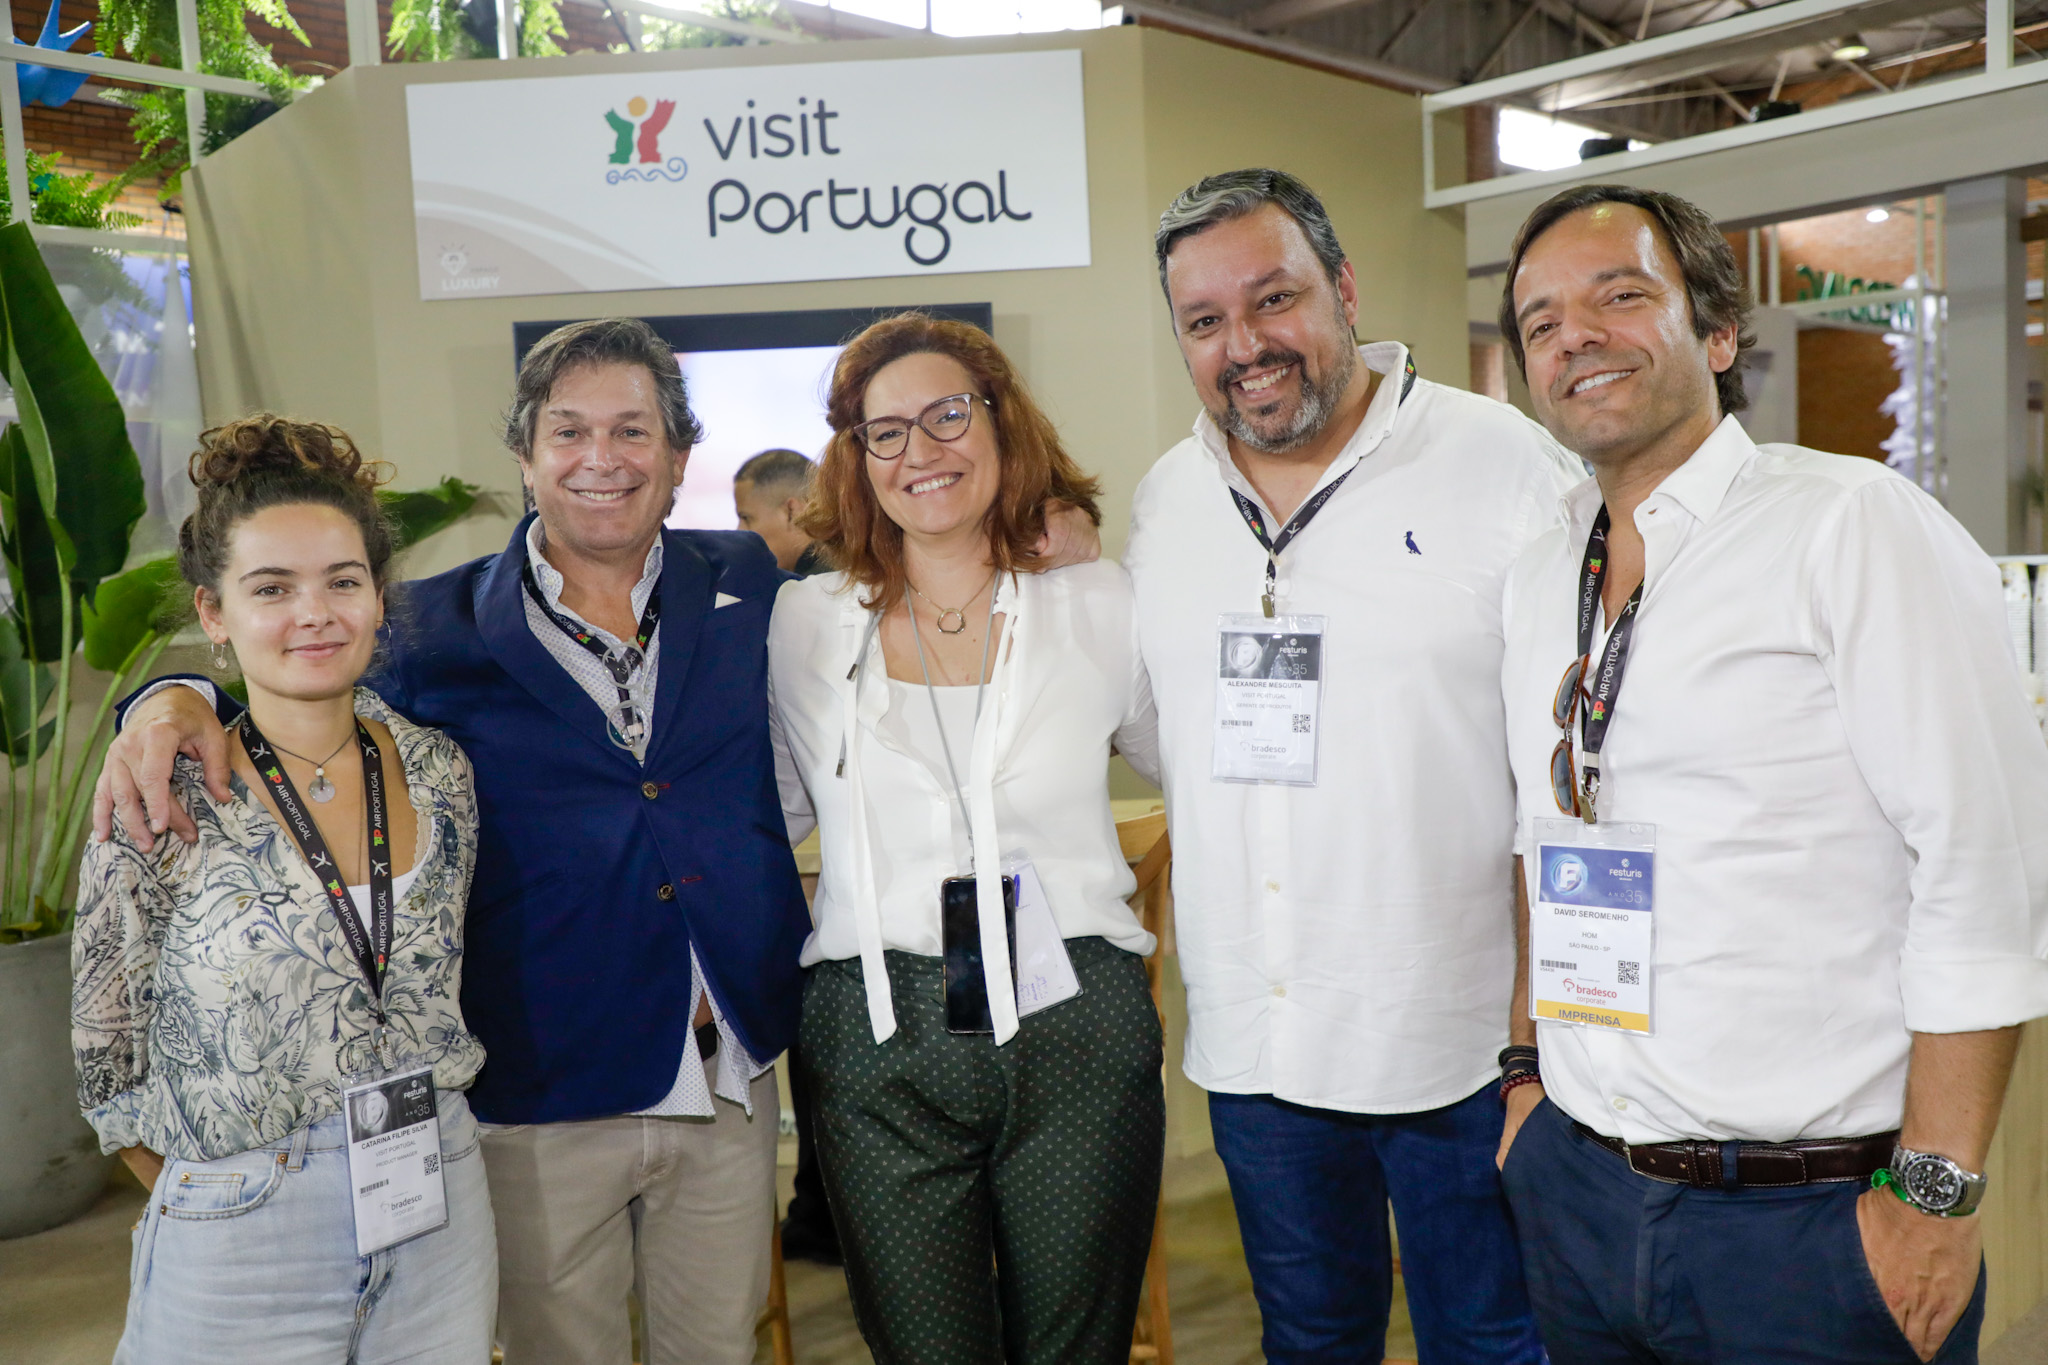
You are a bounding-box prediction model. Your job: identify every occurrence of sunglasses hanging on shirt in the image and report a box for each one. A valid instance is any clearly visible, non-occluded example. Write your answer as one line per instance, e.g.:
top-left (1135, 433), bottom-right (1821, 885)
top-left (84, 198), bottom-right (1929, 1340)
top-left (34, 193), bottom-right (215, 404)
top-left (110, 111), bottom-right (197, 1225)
top-left (522, 562), bottom-right (660, 750)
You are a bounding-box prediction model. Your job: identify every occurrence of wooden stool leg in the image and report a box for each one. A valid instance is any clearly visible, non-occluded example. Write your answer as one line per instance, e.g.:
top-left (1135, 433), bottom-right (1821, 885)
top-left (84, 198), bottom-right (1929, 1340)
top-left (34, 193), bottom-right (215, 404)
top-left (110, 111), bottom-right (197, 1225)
top-left (767, 1215), bottom-right (795, 1365)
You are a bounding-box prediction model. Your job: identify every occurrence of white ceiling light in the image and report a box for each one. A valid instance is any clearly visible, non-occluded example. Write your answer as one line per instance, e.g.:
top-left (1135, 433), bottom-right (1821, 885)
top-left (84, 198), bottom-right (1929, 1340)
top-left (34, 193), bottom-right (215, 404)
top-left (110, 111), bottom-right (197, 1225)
top-left (1866, 207), bottom-right (1890, 223)
top-left (1830, 33), bottom-right (1871, 61)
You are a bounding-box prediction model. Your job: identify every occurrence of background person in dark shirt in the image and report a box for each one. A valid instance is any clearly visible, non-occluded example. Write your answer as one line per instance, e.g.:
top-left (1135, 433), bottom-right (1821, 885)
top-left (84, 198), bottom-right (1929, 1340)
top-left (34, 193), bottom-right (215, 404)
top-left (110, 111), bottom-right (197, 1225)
top-left (733, 448), bottom-right (826, 578)
top-left (733, 446), bottom-right (838, 1265)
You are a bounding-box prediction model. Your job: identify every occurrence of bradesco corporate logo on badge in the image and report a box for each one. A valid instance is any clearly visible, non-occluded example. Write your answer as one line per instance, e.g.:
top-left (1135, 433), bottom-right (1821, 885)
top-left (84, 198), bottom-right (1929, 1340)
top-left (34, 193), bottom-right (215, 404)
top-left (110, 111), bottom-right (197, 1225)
top-left (1530, 824), bottom-right (1656, 1035)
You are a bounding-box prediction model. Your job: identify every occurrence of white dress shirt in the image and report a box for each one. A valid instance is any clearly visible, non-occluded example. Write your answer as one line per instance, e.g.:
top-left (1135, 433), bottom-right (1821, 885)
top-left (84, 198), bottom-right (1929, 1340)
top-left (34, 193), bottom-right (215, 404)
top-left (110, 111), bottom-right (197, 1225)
top-left (518, 522), bottom-right (765, 1117)
top-left (770, 560), bottom-right (1160, 1043)
top-left (1125, 342), bottom-right (1585, 1114)
top-left (1502, 417), bottom-right (2048, 1145)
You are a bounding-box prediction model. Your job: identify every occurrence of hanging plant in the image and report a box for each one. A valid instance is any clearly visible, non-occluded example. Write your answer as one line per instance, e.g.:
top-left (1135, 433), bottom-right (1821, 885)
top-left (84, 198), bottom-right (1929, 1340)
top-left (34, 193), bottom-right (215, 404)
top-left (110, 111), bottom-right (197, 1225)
top-left (91, 0), bottom-right (314, 190)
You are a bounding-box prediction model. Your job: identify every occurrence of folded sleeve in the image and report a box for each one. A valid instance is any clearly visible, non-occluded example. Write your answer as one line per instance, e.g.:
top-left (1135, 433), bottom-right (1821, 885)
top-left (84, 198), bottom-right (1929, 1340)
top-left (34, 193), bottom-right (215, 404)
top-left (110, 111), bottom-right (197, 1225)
top-left (71, 829), bottom-right (174, 1153)
top-left (1816, 477), bottom-right (2048, 1033)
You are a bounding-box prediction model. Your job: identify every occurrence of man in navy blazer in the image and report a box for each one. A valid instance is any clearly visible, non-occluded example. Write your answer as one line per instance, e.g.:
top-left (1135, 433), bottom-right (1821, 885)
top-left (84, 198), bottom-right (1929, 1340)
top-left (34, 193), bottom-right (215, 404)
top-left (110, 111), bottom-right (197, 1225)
top-left (99, 319), bottom-right (811, 1365)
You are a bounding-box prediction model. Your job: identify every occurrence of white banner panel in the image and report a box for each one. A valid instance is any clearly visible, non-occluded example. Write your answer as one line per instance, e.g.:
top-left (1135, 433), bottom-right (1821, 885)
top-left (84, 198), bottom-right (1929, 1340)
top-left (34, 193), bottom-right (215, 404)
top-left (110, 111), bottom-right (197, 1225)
top-left (406, 50), bottom-right (1090, 300)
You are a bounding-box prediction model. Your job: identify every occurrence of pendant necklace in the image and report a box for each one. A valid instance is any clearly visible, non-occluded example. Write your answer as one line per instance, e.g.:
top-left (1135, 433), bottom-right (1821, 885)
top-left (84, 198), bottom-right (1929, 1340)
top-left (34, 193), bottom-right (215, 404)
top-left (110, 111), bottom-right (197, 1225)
top-left (907, 569), bottom-right (996, 636)
top-left (263, 729), bottom-right (356, 803)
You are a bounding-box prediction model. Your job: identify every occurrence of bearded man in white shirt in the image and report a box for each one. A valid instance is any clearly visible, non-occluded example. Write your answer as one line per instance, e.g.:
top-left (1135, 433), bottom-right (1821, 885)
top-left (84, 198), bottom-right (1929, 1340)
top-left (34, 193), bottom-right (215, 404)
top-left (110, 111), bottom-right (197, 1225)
top-left (1495, 183), bottom-right (2048, 1365)
top-left (1124, 168), bottom-right (1580, 1365)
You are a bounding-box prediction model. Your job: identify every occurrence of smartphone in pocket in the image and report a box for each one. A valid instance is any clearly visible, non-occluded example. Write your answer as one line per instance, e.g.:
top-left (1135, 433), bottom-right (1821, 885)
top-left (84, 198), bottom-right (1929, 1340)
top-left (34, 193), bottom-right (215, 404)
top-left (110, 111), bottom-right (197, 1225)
top-left (941, 874), bottom-right (1019, 1035)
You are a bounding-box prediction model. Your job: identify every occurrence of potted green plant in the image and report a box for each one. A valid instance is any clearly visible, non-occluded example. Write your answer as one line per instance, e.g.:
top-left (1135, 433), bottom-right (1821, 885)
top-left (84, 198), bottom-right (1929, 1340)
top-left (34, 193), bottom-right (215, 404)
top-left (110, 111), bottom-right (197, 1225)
top-left (0, 222), bottom-right (486, 1237)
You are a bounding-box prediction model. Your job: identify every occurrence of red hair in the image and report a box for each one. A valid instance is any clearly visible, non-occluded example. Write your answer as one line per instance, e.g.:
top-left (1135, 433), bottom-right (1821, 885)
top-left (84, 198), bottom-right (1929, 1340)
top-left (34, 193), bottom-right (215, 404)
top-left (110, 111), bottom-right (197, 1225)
top-left (800, 313), bottom-right (1101, 612)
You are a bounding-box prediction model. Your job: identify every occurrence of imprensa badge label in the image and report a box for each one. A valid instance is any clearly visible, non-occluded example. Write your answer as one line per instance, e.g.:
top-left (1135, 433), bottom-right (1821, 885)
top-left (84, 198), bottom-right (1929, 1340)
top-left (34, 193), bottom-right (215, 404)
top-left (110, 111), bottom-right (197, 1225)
top-left (1529, 820), bottom-right (1655, 1035)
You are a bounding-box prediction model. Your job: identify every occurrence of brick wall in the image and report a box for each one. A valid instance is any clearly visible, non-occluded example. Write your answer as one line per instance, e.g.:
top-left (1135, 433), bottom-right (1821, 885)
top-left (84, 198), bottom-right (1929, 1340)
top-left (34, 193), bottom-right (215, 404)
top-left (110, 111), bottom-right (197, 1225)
top-left (1797, 328), bottom-right (1897, 460)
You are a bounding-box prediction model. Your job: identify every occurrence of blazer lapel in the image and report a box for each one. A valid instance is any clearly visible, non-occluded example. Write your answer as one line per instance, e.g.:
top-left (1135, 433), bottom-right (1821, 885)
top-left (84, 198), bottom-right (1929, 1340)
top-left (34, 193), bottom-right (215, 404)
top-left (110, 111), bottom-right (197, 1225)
top-left (474, 513), bottom-right (632, 763)
top-left (645, 529), bottom-right (713, 750)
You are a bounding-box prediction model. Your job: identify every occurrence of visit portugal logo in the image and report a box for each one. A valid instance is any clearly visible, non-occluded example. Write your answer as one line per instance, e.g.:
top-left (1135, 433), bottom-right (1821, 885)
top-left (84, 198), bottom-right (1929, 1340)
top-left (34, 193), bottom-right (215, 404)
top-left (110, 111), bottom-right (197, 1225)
top-left (606, 95), bottom-right (688, 184)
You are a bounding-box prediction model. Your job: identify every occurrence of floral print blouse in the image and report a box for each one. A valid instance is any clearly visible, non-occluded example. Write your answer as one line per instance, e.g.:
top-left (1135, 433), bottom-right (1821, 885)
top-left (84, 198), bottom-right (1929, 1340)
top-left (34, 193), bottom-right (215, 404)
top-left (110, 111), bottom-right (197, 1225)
top-left (71, 689), bottom-right (485, 1162)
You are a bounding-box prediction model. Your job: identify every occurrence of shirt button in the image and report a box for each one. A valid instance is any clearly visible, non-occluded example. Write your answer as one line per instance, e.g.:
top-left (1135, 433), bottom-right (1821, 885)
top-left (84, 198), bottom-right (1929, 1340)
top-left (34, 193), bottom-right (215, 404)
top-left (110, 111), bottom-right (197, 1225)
top-left (1264, 880), bottom-right (1280, 894)
top-left (1612, 1097), bottom-right (1630, 1112)
top-left (641, 781), bottom-right (659, 800)
top-left (657, 883), bottom-right (676, 901)
top-left (1271, 985), bottom-right (1287, 998)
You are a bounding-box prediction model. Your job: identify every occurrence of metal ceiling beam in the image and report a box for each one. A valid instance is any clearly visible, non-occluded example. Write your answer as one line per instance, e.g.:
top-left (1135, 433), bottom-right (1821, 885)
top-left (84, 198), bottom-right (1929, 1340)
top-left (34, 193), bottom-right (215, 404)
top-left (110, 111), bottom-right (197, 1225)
top-left (1434, 0), bottom-right (1961, 111)
top-left (1119, 0), bottom-right (1452, 90)
top-left (1241, 0), bottom-right (1390, 33)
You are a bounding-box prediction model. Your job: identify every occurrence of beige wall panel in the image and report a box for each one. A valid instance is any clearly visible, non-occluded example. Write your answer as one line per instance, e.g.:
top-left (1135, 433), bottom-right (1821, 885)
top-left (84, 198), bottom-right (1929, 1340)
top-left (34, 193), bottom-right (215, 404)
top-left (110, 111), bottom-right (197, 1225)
top-left (1982, 1018), bottom-right (2048, 1342)
top-left (186, 77), bottom-right (384, 459)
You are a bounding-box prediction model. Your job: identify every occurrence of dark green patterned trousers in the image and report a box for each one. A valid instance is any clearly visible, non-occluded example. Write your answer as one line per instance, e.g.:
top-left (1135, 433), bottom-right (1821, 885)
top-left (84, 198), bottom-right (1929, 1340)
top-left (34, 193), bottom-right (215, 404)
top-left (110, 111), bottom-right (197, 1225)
top-left (799, 938), bottom-right (1166, 1365)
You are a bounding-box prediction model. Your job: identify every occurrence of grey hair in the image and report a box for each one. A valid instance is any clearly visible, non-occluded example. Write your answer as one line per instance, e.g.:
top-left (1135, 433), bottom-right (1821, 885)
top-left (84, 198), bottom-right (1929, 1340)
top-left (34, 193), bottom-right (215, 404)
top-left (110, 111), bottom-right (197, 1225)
top-left (1154, 168), bottom-right (1347, 299)
top-left (504, 317), bottom-right (706, 460)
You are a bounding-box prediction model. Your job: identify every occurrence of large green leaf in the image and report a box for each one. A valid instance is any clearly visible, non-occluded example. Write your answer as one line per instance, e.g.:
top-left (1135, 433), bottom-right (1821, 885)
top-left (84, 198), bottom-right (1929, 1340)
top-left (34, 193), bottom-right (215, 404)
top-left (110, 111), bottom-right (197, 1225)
top-left (82, 555), bottom-right (181, 672)
top-left (382, 477), bottom-right (483, 552)
top-left (0, 222), bottom-right (146, 596)
top-left (0, 424), bottom-right (66, 660)
top-left (0, 604), bottom-right (55, 764)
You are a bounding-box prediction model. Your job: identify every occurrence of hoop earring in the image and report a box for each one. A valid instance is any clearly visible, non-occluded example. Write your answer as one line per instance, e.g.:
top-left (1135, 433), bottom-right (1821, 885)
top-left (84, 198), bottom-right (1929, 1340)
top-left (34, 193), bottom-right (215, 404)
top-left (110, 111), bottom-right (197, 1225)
top-left (210, 641), bottom-right (230, 672)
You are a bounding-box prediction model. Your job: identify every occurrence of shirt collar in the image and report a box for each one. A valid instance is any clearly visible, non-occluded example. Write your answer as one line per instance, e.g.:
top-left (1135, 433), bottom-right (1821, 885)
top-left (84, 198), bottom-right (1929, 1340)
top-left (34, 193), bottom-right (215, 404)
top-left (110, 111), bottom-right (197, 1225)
top-left (1561, 413), bottom-right (1757, 538)
top-left (524, 518), bottom-right (664, 616)
top-left (1193, 342), bottom-right (1411, 517)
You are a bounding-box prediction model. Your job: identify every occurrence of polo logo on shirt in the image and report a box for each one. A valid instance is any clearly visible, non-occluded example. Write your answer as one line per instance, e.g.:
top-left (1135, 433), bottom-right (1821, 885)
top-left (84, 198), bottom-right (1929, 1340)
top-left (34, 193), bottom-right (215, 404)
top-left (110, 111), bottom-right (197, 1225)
top-left (1404, 531), bottom-right (1421, 555)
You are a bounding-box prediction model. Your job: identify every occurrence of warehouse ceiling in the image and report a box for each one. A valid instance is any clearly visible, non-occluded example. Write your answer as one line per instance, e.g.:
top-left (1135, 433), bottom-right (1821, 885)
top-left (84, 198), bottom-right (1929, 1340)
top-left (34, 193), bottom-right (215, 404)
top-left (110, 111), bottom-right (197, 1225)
top-left (1123, 0), bottom-right (2048, 144)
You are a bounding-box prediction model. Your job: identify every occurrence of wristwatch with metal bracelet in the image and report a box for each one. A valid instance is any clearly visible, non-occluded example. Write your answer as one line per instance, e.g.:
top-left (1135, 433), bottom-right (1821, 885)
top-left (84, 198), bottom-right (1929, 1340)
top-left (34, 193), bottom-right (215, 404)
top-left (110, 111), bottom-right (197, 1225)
top-left (1874, 1145), bottom-right (1989, 1217)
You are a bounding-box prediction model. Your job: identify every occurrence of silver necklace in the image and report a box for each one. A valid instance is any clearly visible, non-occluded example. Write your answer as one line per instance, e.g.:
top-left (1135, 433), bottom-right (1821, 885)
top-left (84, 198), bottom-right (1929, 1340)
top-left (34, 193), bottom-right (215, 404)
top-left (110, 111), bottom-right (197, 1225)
top-left (263, 729), bottom-right (355, 803)
top-left (907, 570), bottom-right (995, 636)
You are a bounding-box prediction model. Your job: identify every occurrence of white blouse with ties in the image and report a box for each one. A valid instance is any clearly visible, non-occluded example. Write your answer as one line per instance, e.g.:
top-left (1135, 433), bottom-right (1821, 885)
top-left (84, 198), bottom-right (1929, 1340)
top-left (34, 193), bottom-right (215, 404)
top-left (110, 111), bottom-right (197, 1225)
top-left (769, 560), bottom-right (1161, 1044)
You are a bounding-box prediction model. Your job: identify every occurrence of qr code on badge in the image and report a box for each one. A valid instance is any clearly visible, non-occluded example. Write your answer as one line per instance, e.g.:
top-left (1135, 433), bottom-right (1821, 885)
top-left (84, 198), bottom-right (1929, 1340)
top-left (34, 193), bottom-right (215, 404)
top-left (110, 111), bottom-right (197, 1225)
top-left (1291, 714), bottom-right (1310, 734)
top-left (423, 1153), bottom-right (440, 1176)
top-left (1616, 960), bottom-right (1642, 986)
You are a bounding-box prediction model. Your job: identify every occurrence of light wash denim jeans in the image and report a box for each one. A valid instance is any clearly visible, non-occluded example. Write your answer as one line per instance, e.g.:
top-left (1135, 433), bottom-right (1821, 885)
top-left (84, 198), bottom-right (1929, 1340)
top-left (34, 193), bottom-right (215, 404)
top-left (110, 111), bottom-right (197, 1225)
top-left (116, 1090), bottom-right (496, 1365)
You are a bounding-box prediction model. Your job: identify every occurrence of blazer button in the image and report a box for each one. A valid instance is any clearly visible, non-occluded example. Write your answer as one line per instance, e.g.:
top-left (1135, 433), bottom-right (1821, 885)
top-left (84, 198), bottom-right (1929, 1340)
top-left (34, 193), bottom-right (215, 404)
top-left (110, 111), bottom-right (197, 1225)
top-left (657, 883), bottom-right (676, 901)
top-left (642, 781), bottom-right (659, 800)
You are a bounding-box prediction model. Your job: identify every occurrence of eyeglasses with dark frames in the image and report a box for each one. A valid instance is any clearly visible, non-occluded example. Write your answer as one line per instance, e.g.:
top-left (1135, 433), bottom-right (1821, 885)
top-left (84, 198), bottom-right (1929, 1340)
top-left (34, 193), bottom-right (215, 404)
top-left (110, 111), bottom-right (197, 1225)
top-left (850, 392), bottom-right (991, 461)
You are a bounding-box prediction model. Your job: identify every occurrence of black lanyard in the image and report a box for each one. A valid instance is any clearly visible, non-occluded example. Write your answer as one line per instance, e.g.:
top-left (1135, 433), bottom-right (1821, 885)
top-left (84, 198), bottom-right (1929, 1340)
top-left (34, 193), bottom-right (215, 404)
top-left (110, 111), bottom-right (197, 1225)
top-left (1573, 507), bottom-right (1643, 821)
top-left (522, 562), bottom-right (661, 749)
top-left (1228, 355), bottom-right (1417, 618)
top-left (238, 715), bottom-right (394, 1025)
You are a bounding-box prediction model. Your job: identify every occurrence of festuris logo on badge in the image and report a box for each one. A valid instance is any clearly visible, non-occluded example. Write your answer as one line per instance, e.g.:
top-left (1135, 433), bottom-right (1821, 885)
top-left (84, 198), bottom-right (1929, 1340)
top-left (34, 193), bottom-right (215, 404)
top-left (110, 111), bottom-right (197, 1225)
top-left (1549, 853), bottom-right (1587, 897)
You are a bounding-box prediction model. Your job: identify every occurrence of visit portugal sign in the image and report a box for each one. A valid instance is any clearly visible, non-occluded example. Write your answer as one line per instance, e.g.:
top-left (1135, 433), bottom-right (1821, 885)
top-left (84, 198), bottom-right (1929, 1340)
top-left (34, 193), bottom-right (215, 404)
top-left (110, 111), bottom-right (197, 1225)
top-left (405, 49), bottom-right (1091, 301)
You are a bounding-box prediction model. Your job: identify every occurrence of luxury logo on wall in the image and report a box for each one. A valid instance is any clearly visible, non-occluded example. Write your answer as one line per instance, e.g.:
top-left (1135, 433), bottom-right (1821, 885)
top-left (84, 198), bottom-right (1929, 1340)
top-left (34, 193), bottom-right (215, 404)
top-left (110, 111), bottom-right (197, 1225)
top-left (406, 50), bottom-right (1091, 301)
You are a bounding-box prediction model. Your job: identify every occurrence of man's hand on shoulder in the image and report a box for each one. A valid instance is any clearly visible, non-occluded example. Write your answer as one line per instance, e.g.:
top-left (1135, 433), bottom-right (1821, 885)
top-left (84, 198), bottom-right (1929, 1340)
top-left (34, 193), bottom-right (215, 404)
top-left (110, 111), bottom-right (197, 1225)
top-left (1857, 1186), bottom-right (1981, 1362)
top-left (1034, 499), bottom-right (1102, 570)
top-left (92, 686), bottom-right (232, 852)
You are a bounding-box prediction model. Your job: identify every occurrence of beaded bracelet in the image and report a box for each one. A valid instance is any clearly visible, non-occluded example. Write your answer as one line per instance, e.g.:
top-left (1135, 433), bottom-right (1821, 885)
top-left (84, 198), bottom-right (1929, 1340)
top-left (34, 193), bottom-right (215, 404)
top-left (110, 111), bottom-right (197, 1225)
top-left (1499, 1070), bottom-right (1544, 1104)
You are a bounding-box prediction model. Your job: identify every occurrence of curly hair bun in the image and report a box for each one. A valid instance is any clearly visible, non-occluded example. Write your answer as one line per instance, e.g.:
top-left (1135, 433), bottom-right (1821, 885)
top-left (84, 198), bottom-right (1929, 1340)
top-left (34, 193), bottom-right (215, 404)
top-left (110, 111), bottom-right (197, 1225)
top-left (188, 414), bottom-right (390, 494)
top-left (176, 414), bottom-right (398, 600)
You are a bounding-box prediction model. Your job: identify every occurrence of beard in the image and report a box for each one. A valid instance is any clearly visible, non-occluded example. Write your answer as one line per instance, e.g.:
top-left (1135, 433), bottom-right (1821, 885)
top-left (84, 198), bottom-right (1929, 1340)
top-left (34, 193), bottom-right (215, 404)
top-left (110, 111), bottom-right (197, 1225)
top-left (1214, 337), bottom-right (1359, 455)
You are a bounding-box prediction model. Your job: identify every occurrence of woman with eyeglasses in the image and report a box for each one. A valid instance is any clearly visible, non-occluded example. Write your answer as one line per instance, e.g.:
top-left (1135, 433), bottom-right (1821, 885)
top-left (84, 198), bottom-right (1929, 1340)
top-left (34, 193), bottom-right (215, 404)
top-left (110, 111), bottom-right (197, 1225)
top-left (768, 313), bottom-right (1166, 1364)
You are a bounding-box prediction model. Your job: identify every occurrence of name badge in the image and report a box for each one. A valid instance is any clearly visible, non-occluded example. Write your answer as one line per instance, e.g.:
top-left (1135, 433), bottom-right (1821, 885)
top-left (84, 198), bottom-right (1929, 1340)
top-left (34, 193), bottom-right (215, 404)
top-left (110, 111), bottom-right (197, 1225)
top-left (343, 1066), bottom-right (448, 1257)
top-left (1007, 857), bottom-right (1080, 1018)
top-left (1213, 614), bottom-right (1325, 785)
top-left (1529, 819), bottom-right (1655, 1035)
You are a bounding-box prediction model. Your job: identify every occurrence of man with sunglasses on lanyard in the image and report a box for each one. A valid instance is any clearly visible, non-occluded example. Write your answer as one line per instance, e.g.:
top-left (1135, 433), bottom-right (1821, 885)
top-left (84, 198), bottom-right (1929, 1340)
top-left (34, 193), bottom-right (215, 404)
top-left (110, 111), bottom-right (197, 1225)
top-left (1495, 184), bottom-right (2048, 1364)
top-left (1125, 168), bottom-right (1582, 1365)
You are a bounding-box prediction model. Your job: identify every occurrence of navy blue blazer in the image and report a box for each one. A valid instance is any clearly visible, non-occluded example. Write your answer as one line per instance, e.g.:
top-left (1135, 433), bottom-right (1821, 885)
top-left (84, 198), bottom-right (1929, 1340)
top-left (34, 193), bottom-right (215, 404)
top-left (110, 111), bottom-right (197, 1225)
top-left (130, 515), bottom-right (812, 1125)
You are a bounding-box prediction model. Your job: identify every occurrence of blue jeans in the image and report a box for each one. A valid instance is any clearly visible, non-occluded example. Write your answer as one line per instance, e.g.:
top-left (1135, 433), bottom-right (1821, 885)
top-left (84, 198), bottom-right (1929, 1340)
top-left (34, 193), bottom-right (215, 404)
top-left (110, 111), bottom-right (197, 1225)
top-left (1208, 1083), bottom-right (1544, 1365)
top-left (117, 1091), bottom-right (496, 1365)
top-left (1500, 1097), bottom-right (1987, 1364)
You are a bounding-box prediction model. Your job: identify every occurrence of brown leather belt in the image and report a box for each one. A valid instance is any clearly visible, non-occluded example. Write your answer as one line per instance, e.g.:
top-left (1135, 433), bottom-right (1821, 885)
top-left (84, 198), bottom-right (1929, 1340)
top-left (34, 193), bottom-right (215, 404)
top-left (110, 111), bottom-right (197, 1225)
top-left (1572, 1122), bottom-right (1897, 1190)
